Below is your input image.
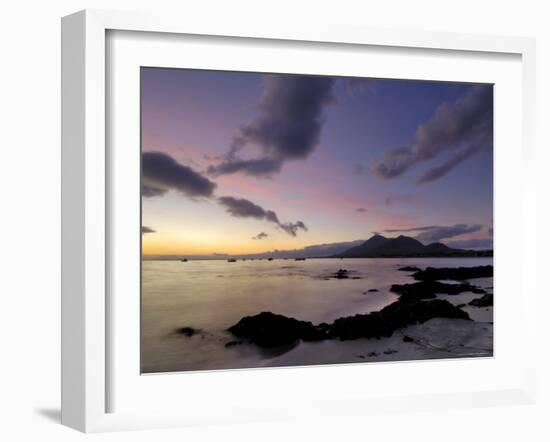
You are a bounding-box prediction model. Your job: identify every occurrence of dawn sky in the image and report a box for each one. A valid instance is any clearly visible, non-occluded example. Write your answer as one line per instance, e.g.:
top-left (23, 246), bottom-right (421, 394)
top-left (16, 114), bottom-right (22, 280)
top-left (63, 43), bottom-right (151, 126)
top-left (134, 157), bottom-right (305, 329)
top-left (141, 68), bottom-right (493, 256)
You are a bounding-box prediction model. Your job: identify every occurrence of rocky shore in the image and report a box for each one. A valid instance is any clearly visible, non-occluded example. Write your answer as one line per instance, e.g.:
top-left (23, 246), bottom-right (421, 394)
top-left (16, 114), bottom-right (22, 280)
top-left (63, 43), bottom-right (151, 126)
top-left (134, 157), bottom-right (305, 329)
top-left (225, 265), bottom-right (492, 349)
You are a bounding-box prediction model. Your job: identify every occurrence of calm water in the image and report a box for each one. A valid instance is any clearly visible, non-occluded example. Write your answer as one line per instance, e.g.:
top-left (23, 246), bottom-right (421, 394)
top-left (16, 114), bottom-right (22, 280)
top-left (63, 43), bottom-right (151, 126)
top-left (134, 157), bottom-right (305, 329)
top-left (141, 257), bottom-right (492, 373)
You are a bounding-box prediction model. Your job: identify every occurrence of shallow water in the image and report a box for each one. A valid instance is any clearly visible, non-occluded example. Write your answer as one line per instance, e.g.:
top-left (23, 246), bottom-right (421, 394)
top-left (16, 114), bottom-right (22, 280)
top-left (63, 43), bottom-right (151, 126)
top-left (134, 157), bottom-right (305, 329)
top-left (141, 257), bottom-right (492, 373)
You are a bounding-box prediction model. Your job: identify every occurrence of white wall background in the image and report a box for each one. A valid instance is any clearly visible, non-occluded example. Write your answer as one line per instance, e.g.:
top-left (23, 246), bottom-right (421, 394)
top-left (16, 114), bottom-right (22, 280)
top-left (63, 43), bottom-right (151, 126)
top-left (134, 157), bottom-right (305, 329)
top-left (0, 1), bottom-right (547, 441)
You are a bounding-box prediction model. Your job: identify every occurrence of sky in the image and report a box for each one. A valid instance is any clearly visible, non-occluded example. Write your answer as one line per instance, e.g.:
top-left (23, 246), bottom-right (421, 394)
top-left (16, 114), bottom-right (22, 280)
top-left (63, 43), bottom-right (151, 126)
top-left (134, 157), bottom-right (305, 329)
top-left (141, 68), bottom-right (493, 256)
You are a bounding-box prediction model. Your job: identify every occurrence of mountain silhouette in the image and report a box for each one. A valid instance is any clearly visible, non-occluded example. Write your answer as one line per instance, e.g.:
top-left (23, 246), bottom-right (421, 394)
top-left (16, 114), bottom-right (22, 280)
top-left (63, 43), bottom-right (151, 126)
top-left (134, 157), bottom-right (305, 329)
top-left (335, 234), bottom-right (490, 258)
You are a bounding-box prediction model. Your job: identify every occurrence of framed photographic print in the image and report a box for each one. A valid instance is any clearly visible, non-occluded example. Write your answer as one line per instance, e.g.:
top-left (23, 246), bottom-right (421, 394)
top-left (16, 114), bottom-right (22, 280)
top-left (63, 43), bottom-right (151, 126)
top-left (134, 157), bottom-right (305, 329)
top-left (61, 9), bottom-right (538, 432)
top-left (140, 67), bottom-right (495, 374)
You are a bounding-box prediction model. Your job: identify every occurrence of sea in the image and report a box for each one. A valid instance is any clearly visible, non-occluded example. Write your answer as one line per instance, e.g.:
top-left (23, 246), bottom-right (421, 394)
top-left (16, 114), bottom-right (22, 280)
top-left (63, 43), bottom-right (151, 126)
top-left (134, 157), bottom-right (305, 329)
top-left (141, 257), bottom-right (493, 373)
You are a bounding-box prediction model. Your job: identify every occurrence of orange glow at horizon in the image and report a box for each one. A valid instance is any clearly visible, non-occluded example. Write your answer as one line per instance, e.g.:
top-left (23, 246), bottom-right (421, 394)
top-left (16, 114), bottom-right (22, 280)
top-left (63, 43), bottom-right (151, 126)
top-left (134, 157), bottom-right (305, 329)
top-left (142, 233), bottom-right (316, 256)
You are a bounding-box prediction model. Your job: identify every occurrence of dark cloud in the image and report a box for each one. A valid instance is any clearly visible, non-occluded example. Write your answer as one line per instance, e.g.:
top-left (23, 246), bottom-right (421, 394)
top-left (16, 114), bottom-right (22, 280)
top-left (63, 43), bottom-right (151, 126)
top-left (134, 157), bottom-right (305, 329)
top-left (385, 224), bottom-right (483, 243)
top-left (279, 221), bottom-right (308, 237)
top-left (141, 226), bottom-right (156, 234)
top-left (384, 225), bottom-right (441, 233)
top-left (445, 238), bottom-right (493, 250)
top-left (415, 224), bottom-right (483, 243)
top-left (218, 196), bottom-right (308, 237)
top-left (417, 142), bottom-right (482, 184)
top-left (252, 232), bottom-right (268, 240)
top-left (218, 196), bottom-right (269, 219)
top-left (208, 74), bottom-right (335, 177)
top-left (208, 157), bottom-right (282, 177)
top-left (373, 85), bottom-right (493, 183)
top-left (356, 208), bottom-right (367, 213)
top-left (142, 151), bottom-right (216, 198)
top-left (142, 184), bottom-right (167, 198)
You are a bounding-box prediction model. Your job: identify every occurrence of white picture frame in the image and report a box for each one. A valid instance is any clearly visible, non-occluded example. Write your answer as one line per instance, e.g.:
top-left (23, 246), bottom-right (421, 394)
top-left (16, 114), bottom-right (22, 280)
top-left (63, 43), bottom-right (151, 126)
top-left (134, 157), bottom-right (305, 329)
top-left (61, 9), bottom-right (537, 433)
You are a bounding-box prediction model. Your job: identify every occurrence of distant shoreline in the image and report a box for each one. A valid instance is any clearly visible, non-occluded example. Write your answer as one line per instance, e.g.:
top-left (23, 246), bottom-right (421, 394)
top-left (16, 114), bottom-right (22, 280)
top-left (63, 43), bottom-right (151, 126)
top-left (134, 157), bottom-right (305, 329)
top-left (142, 254), bottom-right (493, 261)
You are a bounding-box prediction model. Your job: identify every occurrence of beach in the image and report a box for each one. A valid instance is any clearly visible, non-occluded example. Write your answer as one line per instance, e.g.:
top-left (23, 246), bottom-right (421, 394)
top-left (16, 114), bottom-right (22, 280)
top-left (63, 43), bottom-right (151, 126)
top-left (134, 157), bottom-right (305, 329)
top-left (141, 257), bottom-right (493, 373)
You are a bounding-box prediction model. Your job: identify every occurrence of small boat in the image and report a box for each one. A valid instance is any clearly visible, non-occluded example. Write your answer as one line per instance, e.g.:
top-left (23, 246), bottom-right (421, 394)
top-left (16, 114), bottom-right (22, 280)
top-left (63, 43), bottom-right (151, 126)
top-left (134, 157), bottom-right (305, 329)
top-left (227, 259), bottom-right (237, 263)
top-left (180, 259), bottom-right (188, 262)
top-left (268, 257), bottom-right (274, 261)
top-left (295, 257), bottom-right (306, 261)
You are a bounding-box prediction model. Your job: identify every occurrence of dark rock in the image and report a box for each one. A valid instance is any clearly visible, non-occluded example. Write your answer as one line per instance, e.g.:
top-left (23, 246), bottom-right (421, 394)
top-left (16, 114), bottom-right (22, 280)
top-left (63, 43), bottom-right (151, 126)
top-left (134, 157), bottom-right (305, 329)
top-left (412, 265), bottom-right (493, 281)
top-left (367, 351), bottom-right (378, 357)
top-left (471, 287), bottom-right (487, 294)
top-left (177, 326), bottom-right (196, 337)
top-left (398, 266), bottom-right (421, 272)
top-left (228, 311), bottom-right (326, 348)
top-left (335, 269), bottom-right (349, 279)
top-left (367, 289), bottom-right (379, 292)
top-left (328, 298), bottom-right (470, 341)
top-left (225, 340), bottom-right (243, 348)
top-left (390, 280), bottom-right (484, 302)
top-left (468, 294), bottom-right (493, 307)
top-left (403, 335), bottom-right (414, 343)
top-left (229, 297), bottom-right (471, 348)
top-left (383, 349), bottom-right (398, 355)
top-left (327, 268), bottom-right (359, 279)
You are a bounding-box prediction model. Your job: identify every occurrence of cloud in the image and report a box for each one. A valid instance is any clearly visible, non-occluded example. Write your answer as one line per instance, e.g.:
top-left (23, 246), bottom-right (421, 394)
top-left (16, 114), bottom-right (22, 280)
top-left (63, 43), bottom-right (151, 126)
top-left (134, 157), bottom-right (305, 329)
top-left (142, 151), bottom-right (216, 198)
top-left (141, 226), bottom-right (156, 234)
top-left (385, 224), bottom-right (483, 242)
top-left (384, 225), bottom-right (441, 233)
top-left (252, 232), bottom-right (268, 240)
top-left (218, 196), bottom-right (274, 220)
top-left (142, 184), bottom-right (168, 197)
top-left (356, 208), bottom-right (367, 213)
top-left (208, 157), bottom-right (282, 177)
top-left (373, 85), bottom-right (493, 183)
top-left (279, 221), bottom-right (308, 237)
top-left (417, 142), bottom-right (483, 184)
top-left (218, 196), bottom-right (308, 237)
top-left (208, 74), bottom-right (335, 177)
top-left (416, 224), bottom-right (483, 242)
top-left (445, 238), bottom-right (493, 250)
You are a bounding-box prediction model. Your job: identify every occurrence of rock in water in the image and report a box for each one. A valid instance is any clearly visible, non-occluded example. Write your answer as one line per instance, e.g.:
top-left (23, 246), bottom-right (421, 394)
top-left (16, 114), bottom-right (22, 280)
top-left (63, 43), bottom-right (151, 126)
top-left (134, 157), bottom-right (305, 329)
top-left (469, 294), bottom-right (494, 307)
top-left (390, 280), bottom-right (485, 302)
top-left (228, 311), bottom-right (326, 347)
top-left (177, 326), bottom-right (196, 337)
top-left (412, 265), bottom-right (493, 281)
top-left (328, 299), bottom-right (470, 341)
top-left (335, 269), bottom-right (349, 279)
top-left (398, 266), bottom-right (421, 272)
top-left (224, 340), bottom-right (243, 348)
top-left (229, 301), bottom-right (470, 347)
